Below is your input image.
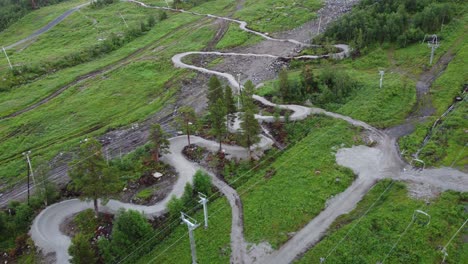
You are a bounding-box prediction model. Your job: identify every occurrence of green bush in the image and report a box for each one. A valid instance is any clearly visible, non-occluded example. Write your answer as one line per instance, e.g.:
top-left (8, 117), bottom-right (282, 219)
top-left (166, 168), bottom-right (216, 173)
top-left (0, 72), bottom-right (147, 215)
top-left (69, 233), bottom-right (97, 264)
top-left (193, 170), bottom-right (212, 196)
top-left (98, 209), bottom-right (154, 263)
top-left (74, 209), bottom-right (98, 236)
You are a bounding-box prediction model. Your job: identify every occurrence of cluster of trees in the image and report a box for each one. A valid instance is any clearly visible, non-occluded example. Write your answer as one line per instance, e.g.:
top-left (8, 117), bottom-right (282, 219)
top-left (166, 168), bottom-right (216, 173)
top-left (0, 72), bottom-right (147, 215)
top-left (1, 13), bottom-right (166, 92)
top-left (67, 170), bottom-right (212, 264)
top-left (0, 0), bottom-right (68, 32)
top-left (167, 170), bottom-right (212, 219)
top-left (275, 66), bottom-right (358, 109)
top-left (68, 208), bottom-right (154, 264)
top-left (69, 123), bottom-right (172, 217)
top-left (323, 0), bottom-right (458, 49)
top-left (205, 76), bottom-right (260, 155)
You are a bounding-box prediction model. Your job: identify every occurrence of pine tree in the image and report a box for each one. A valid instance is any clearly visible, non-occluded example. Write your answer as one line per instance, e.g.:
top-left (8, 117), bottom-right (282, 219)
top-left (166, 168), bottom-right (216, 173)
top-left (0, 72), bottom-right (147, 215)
top-left (210, 98), bottom-right (227, 152)
top-left (224, 85), bottom-right (237, 128)
top-left (301, 65), bottom-right (318, 94)
top-left (69, 138), bottom-right (120, 217)
top-left (207, 76), bottom-right (224, 107)
top-left (176, 106), bottom-right (197, 146)
top-left (149, 124), bottom-right (170, 163)
top-left (240, 81), bottom-right (260, 157)
top-left (278, 68), bottom-right (289, 101)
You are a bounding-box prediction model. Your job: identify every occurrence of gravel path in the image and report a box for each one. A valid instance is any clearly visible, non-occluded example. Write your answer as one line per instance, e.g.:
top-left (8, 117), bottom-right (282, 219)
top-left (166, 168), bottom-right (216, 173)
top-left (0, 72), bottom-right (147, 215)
top-left (19, 1), bottom-right (468, 264)
top-left (30, 135), bottom-right (272, 264)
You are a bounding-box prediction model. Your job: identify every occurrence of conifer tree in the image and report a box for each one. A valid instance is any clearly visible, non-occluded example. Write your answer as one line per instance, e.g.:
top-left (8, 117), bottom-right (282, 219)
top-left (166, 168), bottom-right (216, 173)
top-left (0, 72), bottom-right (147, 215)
top-left (224, 85), bottom-right (237, 128)
top-left (149, 124), bottom-right (170, 163)
top-left (69, 138), bottom-right (120, 217)
top-left (176, 106), bottom-right (197, 145)
top-left (240, 81), bottom-right (260, 157)
top-left (210, 98), bottom-right (227, 152)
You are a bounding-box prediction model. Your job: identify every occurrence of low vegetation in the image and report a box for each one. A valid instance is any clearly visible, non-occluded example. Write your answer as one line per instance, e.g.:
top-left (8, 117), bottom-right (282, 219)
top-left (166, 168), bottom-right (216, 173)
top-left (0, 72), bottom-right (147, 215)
top-left (0, 186), bottom-right (59, 258)
top-left (1, 12), bottom-right (166, 91)
top-left (0, 0), bottom-right (70, 32)
top-left (296, 180), bottom-right (467, 264)
top-left (235, 0), bottom-right (322, 33)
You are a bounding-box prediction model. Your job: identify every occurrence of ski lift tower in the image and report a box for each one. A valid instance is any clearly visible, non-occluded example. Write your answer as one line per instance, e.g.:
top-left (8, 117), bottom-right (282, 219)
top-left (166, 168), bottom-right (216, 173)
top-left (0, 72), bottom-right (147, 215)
top-left (427, 34), bottom-right (440, 65)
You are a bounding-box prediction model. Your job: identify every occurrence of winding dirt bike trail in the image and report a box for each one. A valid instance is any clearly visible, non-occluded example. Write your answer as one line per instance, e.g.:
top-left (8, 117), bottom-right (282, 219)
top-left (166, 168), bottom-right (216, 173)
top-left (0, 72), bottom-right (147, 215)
top-left (28, 1), bottom-right (358, 263)
top-left (24, 1), bottom-right (468, 264)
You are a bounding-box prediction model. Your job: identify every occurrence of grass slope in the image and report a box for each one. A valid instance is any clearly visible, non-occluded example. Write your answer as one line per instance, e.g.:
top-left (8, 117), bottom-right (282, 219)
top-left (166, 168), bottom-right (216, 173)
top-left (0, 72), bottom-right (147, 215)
top-left (0, 0), bottom-right (89, 47)
top-left (296, 181), bottom-right (467, 264)
top-left (137, 116), bottom-right (362, 262)
top-left (0, 0), bottom-right (239, 186)
top-left (136, 197), bottom-right (232, 263)
top-left (240, 117), bottom-right (360, 248)
top-left (235, 0), bottom-right (322, 33)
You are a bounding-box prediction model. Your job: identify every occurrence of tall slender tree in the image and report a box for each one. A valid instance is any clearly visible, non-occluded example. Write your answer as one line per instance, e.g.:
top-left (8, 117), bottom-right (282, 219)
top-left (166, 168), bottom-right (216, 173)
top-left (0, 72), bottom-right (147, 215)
top-left (149, 124), bottom-right (170, 163)
top-left (207, 76), bottom-right (224, 107)
top-left (224, 85), bottom-right (237, 128)
top-left (210, 98), bottom-right (227, 152)
top-left (176, 106), bottom-right (197, 146)
top-left (240, 81), bottom-right (260, 157)
top-left (278, 68), bottom-right (290, 101)
top-left (69, 138), bottom-right (120, 217)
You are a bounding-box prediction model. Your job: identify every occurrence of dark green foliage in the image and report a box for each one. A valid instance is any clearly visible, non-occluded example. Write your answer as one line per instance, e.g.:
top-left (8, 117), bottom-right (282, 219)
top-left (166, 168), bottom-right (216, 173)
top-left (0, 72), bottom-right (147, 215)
top-left (34, 162), bottom-right (60, 206)
top-left (69, 138), bottom-right (121, 216)
top-left (172, 0), bottom-right (182, 9)
top-left (147, 15), bottom-right (156, 27)
top-left (0, 0), bottom-right (68, 32)
top-left (0, 203), bottom-right (33, 251)
top-left (315, 68), bottom-right (357, 106)
top-left (99, 210), bottom-right (154, 263)
top-left (225, 85), bottom-right (237, 126)
top-left (193, 170), bottom-right (212, 196)
top-left (209, 98), bottom-right (227, 152)
top-left (240, 81), bottom-right (260, 155)
top-left (140, 21), bottom-right (148, 32)
top-left (74, 209), bottom-right (98, 236)
top-left (167, 196), bottom-right (184, 219)
top-left (167, 171), bottom-right (212, 220)
top-left (207, 76), bottom-right (224, 107)
top-left (323, 0), bottom-right (459, 49)
top-left (176, 106), bottom-right (197, 145)
top-left (90, 0), bottom-right (116, 9)
top-left (69, 233), bottom-right (98, 264)
top-left (158, 10), bottom-right (167, 20)
top-left (301, 65), bottom-right (318, 94)
top-left (182, 183), bottom-right (195, 207)
top-left (277, 68), bottom-right (307, 103)
top-left (149, 124), bottom-right (170, 164)
top-left (270, 66), bottom-right (358, 108)
top-left (207, 80), bottom-right (227, 151)
top-left (278, 68), bottom-right (290, 101)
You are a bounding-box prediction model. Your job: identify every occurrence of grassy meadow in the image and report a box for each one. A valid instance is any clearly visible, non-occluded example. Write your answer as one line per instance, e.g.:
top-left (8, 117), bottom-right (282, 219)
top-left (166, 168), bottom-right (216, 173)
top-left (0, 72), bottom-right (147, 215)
top-left (296, 181), bottom-right (467, 264)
